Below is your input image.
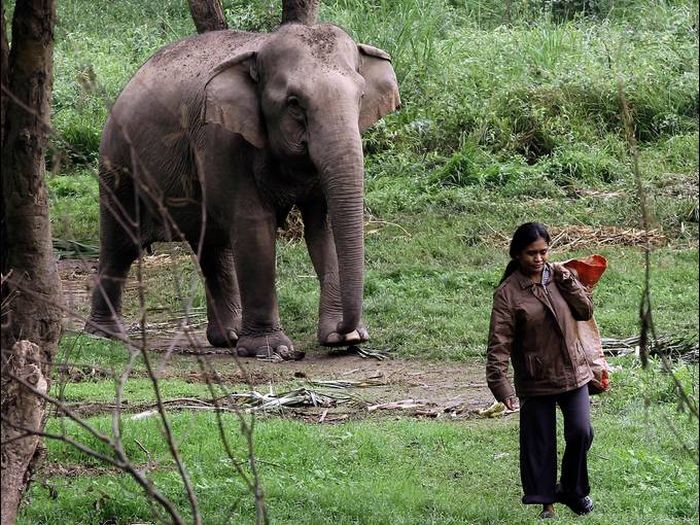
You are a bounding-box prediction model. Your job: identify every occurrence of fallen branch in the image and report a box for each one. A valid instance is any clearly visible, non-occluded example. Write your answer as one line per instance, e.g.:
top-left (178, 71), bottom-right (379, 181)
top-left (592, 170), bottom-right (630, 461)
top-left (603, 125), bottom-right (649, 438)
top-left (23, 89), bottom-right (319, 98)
top-left (601, 335), bottom-right (698, 363)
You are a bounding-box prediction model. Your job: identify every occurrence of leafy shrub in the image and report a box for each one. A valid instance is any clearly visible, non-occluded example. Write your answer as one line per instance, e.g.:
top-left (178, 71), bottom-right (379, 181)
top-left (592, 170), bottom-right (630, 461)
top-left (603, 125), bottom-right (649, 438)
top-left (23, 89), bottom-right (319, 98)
top-left (47, 171), bottom-right (100, 244)
top-left (42, 0), bottom-right (698, 243)
top-left (542, 146), bottom-right (623, 185)
top-left (224, 0), bottom-right (279, 32)
top-left (429, 143), bottom-right (483, 187)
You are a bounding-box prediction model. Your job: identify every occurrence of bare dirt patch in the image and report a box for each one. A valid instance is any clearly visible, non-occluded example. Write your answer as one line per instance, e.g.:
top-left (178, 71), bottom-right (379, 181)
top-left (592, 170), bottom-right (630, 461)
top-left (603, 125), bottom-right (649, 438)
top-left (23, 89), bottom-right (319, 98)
top-left (58, 258), bottom-right (96, 328)
top-left (57, 258), bottom-right (495, 420)
top-left (57, 336), bottom-right (494, 421)
top-left (229, 351), bottom-right (492, 420)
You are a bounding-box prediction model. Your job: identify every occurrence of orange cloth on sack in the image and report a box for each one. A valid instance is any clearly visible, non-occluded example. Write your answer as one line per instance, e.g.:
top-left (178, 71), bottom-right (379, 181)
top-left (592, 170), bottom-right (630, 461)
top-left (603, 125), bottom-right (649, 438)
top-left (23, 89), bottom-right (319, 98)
top-left (563, 255), bottom-right (610, 394)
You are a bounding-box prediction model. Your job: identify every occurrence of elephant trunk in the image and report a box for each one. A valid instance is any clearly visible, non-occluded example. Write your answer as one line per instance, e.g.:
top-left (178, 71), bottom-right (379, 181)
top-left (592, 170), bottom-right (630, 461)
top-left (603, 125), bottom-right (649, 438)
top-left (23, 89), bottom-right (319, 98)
top-left (309, 116), bottom-right (365, 334)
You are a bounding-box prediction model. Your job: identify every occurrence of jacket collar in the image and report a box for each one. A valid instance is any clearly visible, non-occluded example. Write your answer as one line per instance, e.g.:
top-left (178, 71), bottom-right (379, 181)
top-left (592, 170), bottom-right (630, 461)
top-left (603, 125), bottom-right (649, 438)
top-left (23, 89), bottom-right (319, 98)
top-left (514, 262), bottom-right (553, 289)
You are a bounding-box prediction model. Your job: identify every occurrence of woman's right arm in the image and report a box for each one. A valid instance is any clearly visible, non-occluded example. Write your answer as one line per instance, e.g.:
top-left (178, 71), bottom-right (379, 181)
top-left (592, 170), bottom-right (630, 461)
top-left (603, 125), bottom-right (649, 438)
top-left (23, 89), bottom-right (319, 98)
top-left (551, 263), bottom-right (593, 321)
top-left (486, 288), bottom-right (517, 402)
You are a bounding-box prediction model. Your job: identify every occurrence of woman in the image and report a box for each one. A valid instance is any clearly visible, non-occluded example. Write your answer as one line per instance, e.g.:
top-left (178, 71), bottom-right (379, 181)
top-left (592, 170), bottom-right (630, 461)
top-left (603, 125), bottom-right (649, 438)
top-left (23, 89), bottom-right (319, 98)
top-left (486, 222), bottom-right (595, 519)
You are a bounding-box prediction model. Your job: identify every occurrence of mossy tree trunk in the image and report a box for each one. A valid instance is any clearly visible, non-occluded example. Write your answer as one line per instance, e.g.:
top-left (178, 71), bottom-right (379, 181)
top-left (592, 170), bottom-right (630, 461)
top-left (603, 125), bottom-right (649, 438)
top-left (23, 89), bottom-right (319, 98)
top-left (1, 1), bottom-right (62, 523)
top-left (281, 0), bottom-right (320, 25)
top-left (188, 0), bottom-right (228, 33)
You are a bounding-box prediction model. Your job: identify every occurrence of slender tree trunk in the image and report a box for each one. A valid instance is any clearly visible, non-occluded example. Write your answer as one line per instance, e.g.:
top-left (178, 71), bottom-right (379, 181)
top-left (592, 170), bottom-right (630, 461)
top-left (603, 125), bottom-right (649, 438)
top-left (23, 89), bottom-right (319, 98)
top-left (281, 0), bottom-right (319, 25)
top-left (1, 1), bottom-right (62, 523)
top-left (188, 0), bottom-right (227, 33)
top-left (1, 1), bottom-right (9, 137)
top-left (1, 0), bottom-right (10, 278)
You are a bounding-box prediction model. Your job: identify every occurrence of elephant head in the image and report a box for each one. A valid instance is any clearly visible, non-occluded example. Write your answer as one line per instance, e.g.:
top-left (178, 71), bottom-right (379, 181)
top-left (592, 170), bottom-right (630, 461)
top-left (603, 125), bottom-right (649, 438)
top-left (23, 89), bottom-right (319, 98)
top-left (203, 23), bottom-right (400, 335)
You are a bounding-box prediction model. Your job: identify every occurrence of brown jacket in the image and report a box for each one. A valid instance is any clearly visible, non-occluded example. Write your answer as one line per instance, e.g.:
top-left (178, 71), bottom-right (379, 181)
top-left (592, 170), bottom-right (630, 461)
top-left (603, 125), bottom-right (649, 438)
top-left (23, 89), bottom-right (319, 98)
top-left (486, 263), bottom-right (594, 401)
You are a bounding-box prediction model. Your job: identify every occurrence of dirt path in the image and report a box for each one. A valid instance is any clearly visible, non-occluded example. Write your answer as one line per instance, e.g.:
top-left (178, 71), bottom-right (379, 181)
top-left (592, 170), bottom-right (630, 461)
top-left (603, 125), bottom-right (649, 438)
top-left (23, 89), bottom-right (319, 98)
top-left (58, 258), bottom-right (496, 420)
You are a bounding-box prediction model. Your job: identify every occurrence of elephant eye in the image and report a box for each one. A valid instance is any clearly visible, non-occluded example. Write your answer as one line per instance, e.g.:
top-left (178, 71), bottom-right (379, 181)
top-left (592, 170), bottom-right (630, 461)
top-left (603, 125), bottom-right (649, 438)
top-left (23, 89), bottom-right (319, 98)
top-left (286, 95), bottom-right (305, 121)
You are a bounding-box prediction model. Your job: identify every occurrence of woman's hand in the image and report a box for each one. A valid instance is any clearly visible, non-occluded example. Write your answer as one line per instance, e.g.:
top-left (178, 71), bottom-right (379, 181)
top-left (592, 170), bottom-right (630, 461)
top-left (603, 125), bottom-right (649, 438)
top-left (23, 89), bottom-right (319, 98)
top-left (551, 262), bottom-right (577, 281)
top-left (504, 395), bottom-right (520, 411)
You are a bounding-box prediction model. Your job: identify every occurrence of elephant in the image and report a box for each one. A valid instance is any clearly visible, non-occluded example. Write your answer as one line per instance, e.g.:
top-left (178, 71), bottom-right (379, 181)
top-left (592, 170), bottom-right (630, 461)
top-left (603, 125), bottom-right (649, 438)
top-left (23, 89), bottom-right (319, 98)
top-left (85, 23), bottom-right (400, 360)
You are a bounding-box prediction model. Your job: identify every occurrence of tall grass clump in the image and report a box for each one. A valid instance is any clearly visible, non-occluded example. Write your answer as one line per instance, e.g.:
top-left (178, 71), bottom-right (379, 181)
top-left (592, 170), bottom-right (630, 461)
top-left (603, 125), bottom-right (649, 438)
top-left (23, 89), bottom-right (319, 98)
top-left (358, 0), bottom-right (697, 215)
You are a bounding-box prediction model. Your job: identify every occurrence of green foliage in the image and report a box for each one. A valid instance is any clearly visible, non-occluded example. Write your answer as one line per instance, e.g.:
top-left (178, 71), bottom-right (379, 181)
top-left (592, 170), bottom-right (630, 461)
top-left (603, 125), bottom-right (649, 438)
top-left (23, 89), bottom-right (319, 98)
top-left (224, 0), bottom-right (280, 32)
top-left (543, 145), bottom-right (621, 185)
top-left (47, 170), bottom-right (100, 245)
top-left (605, 355), bottom-right (699, 411)
top-left (44, 0), bottom-right (697, 216)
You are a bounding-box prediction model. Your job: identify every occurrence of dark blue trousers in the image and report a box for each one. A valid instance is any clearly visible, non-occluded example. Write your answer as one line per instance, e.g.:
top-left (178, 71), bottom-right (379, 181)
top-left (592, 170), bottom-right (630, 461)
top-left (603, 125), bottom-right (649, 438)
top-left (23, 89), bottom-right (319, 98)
top-left (519, 385), bottom-right (593, 505)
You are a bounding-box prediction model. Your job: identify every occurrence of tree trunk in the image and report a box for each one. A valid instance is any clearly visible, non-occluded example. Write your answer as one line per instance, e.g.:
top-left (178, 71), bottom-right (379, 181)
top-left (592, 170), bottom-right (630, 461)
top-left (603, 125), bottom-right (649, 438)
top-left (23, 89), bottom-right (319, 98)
top-left (188, 0), bottom-right (227, 33)
top-left (1, 342), bottom-right (48, 525)
top-left (1, 0), bottom-right (10, 277)
top-left (1, 1), bottom-right (62, 523)
top-left (282, 0), bottom-right (320, 25)
top-left (1, 1), bottom-right (9, 138)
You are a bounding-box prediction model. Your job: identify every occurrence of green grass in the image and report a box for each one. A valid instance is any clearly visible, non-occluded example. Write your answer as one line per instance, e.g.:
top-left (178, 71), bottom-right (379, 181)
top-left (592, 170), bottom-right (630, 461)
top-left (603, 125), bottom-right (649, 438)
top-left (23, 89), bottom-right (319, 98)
top-left (75, 224), bottom-right (696, 362)
top-left (277, 220), bottom-right (699, 359)
top-left (51, 377), bottom-right (217, 404)
top-left (19, 358), bottom-right (699, 524)
top-left (47, 169), bottom-right (100, 245)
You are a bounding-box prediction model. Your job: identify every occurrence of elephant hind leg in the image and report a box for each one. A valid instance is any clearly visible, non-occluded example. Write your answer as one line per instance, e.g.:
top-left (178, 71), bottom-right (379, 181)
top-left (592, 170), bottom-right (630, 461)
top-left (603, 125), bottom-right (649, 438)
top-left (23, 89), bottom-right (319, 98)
top-left (194, 242), bottom-right (242, 348)
top-left (85, 242), bottom-right (139, 340)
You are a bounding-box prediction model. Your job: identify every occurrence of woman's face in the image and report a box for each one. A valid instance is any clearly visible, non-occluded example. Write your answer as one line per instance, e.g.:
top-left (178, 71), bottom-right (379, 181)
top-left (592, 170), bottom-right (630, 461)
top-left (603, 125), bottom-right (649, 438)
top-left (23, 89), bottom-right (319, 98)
top-left (516, 237), bottom-right (550, 276)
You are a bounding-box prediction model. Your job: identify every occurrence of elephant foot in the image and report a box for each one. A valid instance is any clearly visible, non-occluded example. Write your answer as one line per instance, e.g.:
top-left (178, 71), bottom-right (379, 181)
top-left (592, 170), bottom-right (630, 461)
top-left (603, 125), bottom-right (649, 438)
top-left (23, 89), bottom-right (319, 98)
top-left (318, 322), bottom-right (369, 348)
top-left (85, 316), bottom-right (127, 340)
top-left (236, 329), bottom-right (304, 361)
top-left (206, 323), bottom-right (240, 348)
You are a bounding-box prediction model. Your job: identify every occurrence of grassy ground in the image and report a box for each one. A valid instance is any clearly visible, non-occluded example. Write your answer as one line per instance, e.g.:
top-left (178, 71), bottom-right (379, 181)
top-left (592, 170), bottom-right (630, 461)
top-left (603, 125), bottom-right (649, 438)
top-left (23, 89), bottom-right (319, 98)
top-left (8, 0), bottom-right (699, 523)
top-left (18, 357), bottom-right (699, 524)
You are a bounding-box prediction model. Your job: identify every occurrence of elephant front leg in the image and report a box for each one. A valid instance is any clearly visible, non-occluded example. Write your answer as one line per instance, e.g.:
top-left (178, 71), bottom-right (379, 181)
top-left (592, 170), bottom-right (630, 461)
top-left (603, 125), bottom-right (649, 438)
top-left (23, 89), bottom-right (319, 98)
top-left (300, 202), bottom-right (369, 347)
top-left (194, 242), bottom-right (242, 347)
top-left (232, 213), bottom-right (304, 360)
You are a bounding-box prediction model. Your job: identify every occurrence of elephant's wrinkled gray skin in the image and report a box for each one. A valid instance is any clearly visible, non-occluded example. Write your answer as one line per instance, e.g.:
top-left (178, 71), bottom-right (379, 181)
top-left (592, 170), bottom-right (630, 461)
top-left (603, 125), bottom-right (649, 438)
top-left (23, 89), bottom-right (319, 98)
top-left (85, 23), bottom-right (400, 360)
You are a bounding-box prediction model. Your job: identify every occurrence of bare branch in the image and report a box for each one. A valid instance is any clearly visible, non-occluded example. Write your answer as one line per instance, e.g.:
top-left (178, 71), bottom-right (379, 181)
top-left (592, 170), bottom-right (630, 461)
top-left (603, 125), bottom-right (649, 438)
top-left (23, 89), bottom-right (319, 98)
top-left (617, 81), bottom-right (658, 367)
top-left (617, 81), bottom-right (699, 434)
top-left (134, 250), bottom-right (202, 524)
top-left (2, 22), bottom-right (268, 523)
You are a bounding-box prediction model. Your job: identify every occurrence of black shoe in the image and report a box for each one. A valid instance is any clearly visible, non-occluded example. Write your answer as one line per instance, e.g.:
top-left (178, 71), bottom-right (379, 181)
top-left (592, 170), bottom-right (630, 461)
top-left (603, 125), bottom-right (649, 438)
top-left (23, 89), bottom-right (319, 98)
top-left (555, 484), bottom-right (594, 515)
top-left (569, 496), bottom-right (594, 515)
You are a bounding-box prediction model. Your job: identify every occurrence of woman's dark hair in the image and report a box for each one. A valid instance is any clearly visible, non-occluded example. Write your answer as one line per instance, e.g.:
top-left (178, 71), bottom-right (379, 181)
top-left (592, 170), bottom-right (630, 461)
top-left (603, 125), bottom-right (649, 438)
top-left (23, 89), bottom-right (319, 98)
top-left (498, 222), bottom-right (551, 285)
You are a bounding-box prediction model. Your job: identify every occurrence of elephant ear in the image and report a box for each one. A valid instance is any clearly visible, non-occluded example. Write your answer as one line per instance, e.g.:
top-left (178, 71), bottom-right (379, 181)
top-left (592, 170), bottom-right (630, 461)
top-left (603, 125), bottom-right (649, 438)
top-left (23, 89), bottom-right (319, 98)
top-left (204, 51), bottom-right (265, 149)
top-left (357, 44), bottom-right (401, 132)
